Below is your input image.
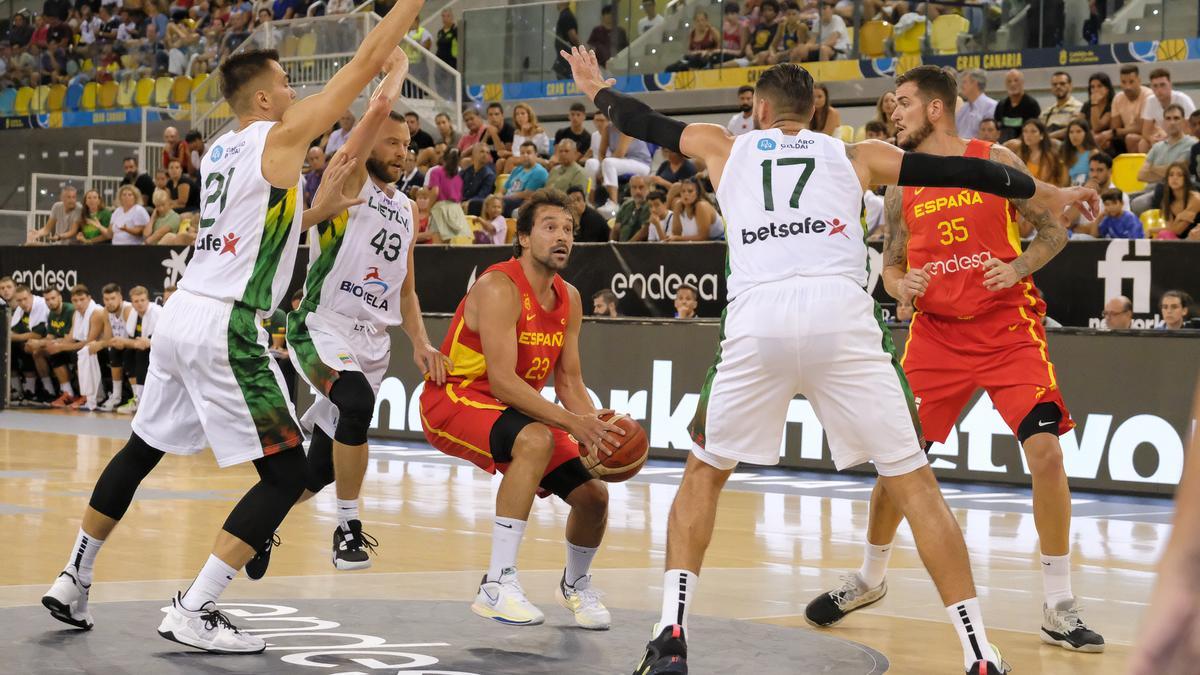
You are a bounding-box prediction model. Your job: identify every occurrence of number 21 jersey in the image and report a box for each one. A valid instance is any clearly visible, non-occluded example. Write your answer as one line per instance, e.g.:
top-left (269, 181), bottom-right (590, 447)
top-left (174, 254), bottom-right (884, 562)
top-left (179, 121), bottom-right (304, 314)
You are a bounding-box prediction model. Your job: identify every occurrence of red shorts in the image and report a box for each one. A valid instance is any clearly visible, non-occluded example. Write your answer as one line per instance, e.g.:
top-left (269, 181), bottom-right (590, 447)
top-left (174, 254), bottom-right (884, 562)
top-left (418, 382), bottom-right (582, 487)
top-left (901, 306), bottom-right (1074, 444)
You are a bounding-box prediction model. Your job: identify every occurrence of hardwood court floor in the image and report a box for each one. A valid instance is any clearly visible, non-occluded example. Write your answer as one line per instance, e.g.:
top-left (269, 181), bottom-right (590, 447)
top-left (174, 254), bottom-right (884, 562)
top-left (0, 411), bottom-right (1159, 674)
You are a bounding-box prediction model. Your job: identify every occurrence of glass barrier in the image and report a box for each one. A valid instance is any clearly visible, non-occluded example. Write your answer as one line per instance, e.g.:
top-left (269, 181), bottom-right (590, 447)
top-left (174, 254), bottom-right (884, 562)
top-left (461, 0), bottom-right (1198, 86)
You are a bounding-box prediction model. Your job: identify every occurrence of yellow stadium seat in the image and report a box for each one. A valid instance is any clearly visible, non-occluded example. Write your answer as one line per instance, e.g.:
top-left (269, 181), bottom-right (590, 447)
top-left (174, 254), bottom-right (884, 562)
top-left (191, 72), bottom-right (208, 93)
top-left (81, 82), bottom-right (99, 110)
top-left (1139, 209), bottom-right (1164, 238)
top-left (134, 77), bottom-right (155, 107)
top-left (98, 81), bottom-right (119, 109)
top-left (81, 58), bottom-right (94, 72)
top-left (120, 54), bottom-right (138, 70)
top-left (853, 125), bottom-right (867, 142)
top-left (495, 174), bottom-right (509, 195)
top-left (930, 14), bottom-right (969, 55)
top-left (153, 76), bottom-right (173, 106)
top-left (117, 78), bottom-right (137, 106)
top-left (893, 22), bottom-right (924, 56)
top-left (833, 125), bottom-right (854, 143)
top-left (859, 20), bottom-right (892, 58)
top-left (505, 217), bottom-right (516, 243)
top-left (280, 35), bottom-right (301, 58)
top-left (14, 86), bottom-right (34, 115)
top-left (1112, 153), bottom-right (1147, 194)
top-left (34, 85), bottom-right (50, 112)
top-left (171, 76), bottom-right (192, 105)
top-left (47, 84), bottom-right (67, 112)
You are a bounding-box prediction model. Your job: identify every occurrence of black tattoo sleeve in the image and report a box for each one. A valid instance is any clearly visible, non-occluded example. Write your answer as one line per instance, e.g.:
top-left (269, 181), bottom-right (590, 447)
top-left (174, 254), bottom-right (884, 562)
top-left (990, 145), bottom-right (1068, 278)
top-left (881, 185), bottom-right (907, 270)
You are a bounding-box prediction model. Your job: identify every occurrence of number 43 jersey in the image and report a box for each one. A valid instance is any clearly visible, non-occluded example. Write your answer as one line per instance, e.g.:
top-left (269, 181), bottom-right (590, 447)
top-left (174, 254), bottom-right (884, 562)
top-left (300, 177), bottom-right (414, 328)
top-left (716, 129), bottom-right (866, 301)
top-left (180, 121), bottom-right (304, 313)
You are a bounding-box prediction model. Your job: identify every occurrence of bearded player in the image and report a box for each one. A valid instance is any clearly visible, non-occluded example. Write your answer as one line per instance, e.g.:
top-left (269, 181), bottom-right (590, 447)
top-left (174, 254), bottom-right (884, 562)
top-left (805, 66), bottom-right (1104, 653)
top-left (419, 189), bottom-right (623, 630)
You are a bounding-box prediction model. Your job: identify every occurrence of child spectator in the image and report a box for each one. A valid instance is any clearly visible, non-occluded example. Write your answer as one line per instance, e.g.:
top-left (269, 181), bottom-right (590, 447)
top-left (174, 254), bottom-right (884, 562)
top-left (1092, 189), bottom-right (1144, 239)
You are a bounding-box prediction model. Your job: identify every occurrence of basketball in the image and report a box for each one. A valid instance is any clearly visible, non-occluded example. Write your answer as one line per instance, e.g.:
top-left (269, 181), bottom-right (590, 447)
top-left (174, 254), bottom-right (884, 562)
top-left (580, 413), bottom-right (649, 482)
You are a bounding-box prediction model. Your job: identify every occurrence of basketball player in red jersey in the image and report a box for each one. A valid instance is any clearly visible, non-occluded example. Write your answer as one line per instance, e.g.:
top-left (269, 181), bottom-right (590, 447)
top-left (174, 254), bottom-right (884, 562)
top-left (419, 189), bottom-right (622, 630)
top-left (806, 66), bottom-right (1105, 656)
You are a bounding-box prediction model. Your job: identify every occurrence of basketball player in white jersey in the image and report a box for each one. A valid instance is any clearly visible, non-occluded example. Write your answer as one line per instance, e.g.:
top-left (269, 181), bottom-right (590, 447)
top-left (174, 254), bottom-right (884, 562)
top-left (42, 0), bottom-right (428, 654)
top-left (97, 283), bottom-right (133, 412)
top-left (283, 54), bottom-right (450, 571)
top-left (560, 48), bottom-right (1098, 675)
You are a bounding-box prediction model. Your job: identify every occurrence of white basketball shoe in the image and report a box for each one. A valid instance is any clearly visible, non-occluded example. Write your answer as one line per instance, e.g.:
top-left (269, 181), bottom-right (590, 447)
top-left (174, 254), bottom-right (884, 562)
top-left (42, 571), bottom-right (94, 630)
top-left (471, 567), bottom-right (545, 626)
top-left (157, 592), bottom-right (265, 654)
top-left (555, 571), bottom-right (611, 630)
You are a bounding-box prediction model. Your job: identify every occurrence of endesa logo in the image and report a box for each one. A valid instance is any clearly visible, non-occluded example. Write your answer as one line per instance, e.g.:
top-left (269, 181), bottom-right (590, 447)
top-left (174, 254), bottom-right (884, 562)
top-left (927, 250), bottom-right (992, 276)
top-left (741, 218), bottom-right (849, 245)
top-left (194, 231), bottom-right (240, 255)
top-left (339, 267), bottom-right (391, 311)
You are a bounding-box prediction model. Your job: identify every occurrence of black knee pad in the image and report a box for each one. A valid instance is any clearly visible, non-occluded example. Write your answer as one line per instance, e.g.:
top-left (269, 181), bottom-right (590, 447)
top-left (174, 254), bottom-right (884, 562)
top-left (88, 433), bottom-right (165, 520)
top-left (329, 371), bottom-right (374, 446)
top-left (305, 425), bottom-right (335, 494)
top-left (222, 446), bottom-right (307, 549)
top-left (540, 457), bottom-right (595, 501)
top-left (1017, 402), bottom-right (1062, 443)
top-left (106, 347), bottom-right (124, 369)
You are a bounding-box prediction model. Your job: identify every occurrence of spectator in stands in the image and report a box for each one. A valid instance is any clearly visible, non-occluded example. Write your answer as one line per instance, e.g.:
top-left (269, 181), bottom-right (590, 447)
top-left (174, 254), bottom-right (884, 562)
top-left (546, 139), bottom-right (587, 194)
top-left (995, 69), bottom-right (1041, 144)
top-left (120, 156), bottom-right (155, 206)
top-left (667, 178), bottom-right (723, 241)
top-left (413, 187), bottom-right (435, 243)
top-left (109, 285), bottom-right (157, 413)
top-left (567, 185), bottom-right (609, 242)
top-left (435, 9), bottom-right (458, 97)
top-left (591, 182), bottom-right (618, 220)
top-left (426, 145), bottom-right (464, 204)
top-left (668, 8), bottom-right (719, 71)
top-left (1042, 71), bottom-right (1082, 140)
top-left (1102, 295), bottom-right (1133, 330)
top-left (587, 4), bottom-right (629, 67)
top-left (651, 149), bottom-right (697, 191)
top-left (728, 85), bottom-right (756, 136)
top-left (711, 2), bottom-right (746, 67)
top-left (1014, 119), bottom-right (1066, 187)
top-left (29, 287), bottom-right (75, 404)
top-left (460, 144), bottom-right (496, 216)
top-left (161, 126), bottom-right (190, 176)
top-left (405, 112), bottom-right (435, 156)
top-left (1077, 188), bottom-right (1142, 239)
top-left (592, 289), bottom-right (620, 317)
top-left (1141, 68), bottom-right (1197, 153)
top-left (1082, 71), bottom-right (1115, 152)
top-left (638, 0), bottom-right (663, 35)
top-left (166, 159), bottom-right (200, 214)
top-left (27, 185), bottom-right (82, 245)
top-left (1113, 64), bottom-right (1153, 155)
top-left (1190, 110), bottom-right (1200, 141)
top-left (584, 111), bottom-right (609, 177)
top-left (956, 68), bottom-right (996, 140)
top-left (863, 120), bottom-right (889, 141)
top-left (109, 185), bottom-right (150, 245)
top-left (484, 102), bottom-right (515, 165)
top-left (599, 120), bottom-right (652, 204)
top-left (553, 0), bottom-right (582, 79)
top-left (613, 175), bottom-right (651, 241)
top-left (404, 16), bottom-right (435, 89)
top-left (501, 141), bottom-right (549, 216)
top-left (874, 90), bottom-right (897, 139)
top-left (814, 0), bottom-right (849, 61)
top-left (145, 188), bottom-right (194, 245)
top-left (644, 189), bottom-right (672, 241)
top-left (325, 112), bottom-right (356, 155)
top-left (555, 102), bottom-right (594, 164)
top-left (977, 117), bottom-right (1000, 143)
top-left (457, 107), bottom-right (492, 156)
top-left (185, 131), bottom-right (205, 180)
top-left (509, 102), bottom-right (550, 166)
top-left (432, 112), bottom-right (462, 156)
top-left (1159, 290), bottom-right (1192, 330)
top-left (303, 145), bottom-right (325, 207)
top-left (744, 0), bottom-right (779, 64)
top-left (1062, 119), bottom-right (1098, 186)
top-left (1154, 162), bottom-right (1200, 240)
top-left (8, 13), bottom-right (33, 47)
top-left (397, 149), bottom-right (425, 196)
top-left (674, 284), bottom-right (699, 319)
top-left (810, 83), bottom-right (840, 135)
top-left (477, 194), bottom-right (507, 244)
top-left (273, 0), bottom-right (302, 20)
top-left (9, 284), bottom-right (52, 404)
top-left (1133, 105), bottom-right (1197, 213)
top-left (1078, 152), bottom-right (1127, 212)
top-left (0, 276), bottom-right (13, 306)
top-left (75, 189), bottom-right (113, 244)
top-left (763, 2), bottom-right (813, 65)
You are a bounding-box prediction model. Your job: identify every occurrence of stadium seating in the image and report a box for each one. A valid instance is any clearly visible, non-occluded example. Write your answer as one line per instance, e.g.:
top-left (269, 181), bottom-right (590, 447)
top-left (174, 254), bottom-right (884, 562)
top-left (171, 77), bottom-right (193, 106)
top-left (930, 14), bottom-right (969, 55)
top-left (0, 88), bottom-right (15, 117)
top-left (117, 78), bottom-right (137, 107)
top-left (153, 77), bottom-right (174, 107)
top-left (859, 20), bottom-right (892, 58)
top-left (1139, 209), bottom-right (1165, 238)
top-left (13, 87), bottom-right (33, 115)
top-left (833, 125), bottom-right (854, 143)
top-left (63, 84), bottom-right (84, 112)
top-left (134, 78), bottom-right (156, 107)
top-left (892, 22), bottom-right (925, 56)
top-left (100, 81), bottom-right (120, 109)
top-left (81, 82), bottom-right (99, 111)
top-left (1112, 153), bottom-right (1147, 194)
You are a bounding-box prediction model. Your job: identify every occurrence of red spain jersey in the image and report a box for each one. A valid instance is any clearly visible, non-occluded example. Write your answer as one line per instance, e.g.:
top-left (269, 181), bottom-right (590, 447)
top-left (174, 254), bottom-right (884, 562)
top-left (902, 139), bottom-right (1045, 319)
top-left (435, 258), bottom-right (570, 406)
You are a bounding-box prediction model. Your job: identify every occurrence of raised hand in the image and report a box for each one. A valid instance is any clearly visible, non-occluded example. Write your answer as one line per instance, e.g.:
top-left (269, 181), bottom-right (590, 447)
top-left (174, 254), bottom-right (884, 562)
top-left (558, 45), bottom-right (617, 100)
top-left (309, 152), bottom-right (366, 223)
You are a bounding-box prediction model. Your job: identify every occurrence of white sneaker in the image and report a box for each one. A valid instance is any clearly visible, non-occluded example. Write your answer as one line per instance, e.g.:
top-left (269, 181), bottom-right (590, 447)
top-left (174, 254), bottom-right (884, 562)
top-left (97, 392), bottom-right (122, 412)
top-left (470, 567), bottom-right (545, 626)
top-left (157, 592), bottom-right (265, 654)
top-left (42, 571), bottom-right (94, 630)
top-left (555, 571), bottom-right (610, 630)
top-left (115, 397), bottom-right (138, 414)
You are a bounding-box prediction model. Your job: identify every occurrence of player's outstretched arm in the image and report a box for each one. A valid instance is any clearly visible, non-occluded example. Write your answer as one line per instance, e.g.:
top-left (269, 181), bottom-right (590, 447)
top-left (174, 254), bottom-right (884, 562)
top-left (334, 48), bottom-right (409, 180)
top-left (302, 153), bottom-right (366, 230)
top-left (560, 46), bottom-right (735, 187)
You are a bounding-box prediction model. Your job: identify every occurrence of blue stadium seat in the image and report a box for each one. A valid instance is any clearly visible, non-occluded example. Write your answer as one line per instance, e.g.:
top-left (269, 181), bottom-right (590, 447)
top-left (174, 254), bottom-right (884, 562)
top-left (0, 88), bottom-right (15, 117)
top-left (64, 83), bottom-right (84, 112)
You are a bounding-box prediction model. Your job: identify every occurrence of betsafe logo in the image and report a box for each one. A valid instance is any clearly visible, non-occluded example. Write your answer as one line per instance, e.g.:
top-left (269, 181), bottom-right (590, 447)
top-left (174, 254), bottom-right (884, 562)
top-left (757, 138), bottom-right (777, 151)
top-left (741, 217), bottom-right (850, 245)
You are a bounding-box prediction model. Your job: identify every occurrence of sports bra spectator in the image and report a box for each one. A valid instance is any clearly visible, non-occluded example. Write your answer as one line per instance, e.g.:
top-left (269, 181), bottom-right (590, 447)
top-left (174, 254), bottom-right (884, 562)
top-left (666, 178), bottom-right (723, 242)
top-left (1062, 119), bottom-right (1098, 187)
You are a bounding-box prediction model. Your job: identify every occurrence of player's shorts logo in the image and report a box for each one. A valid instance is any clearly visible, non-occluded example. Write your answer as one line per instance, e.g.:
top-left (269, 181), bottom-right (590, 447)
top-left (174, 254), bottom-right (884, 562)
top-left (757, 138), bottom-right (777, 151)
top-left (362, 266), bottom-right (389, 294)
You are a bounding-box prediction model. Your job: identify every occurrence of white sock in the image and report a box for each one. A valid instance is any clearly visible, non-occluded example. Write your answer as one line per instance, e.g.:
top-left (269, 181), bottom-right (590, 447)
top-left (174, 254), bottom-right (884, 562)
top-left (181, 554), bottom-right (237, 611)
top-left (659, 569), bottom-right (698, 633)
top-left (23, 376), bottom-right (35, 393)
top-left (41, 376), bottom-right (54, 392)
top-left (946, 598), bottom-right (998, 670)
top-left (62, 382), bottom-right (75, 397)
top-left (112, 381), bottom-right (123, 398)
top-left (564, 542), bottom-right (598, 586)
top-left (132, 383), bottom-right (143, 398)
top-left (857, 541), bottom-right (893, 588)
top-left (486, 517), bottom-right (526, 581)
top-left (336, 498), bottom-right (359, 529)
top-left (1041, 553), bottom-right (1073, 607)
top-left (65, 528), bottom-right (105, 585)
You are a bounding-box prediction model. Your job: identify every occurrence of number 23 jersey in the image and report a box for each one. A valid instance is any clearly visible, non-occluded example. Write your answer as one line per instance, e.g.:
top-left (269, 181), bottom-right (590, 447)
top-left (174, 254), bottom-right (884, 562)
top-left (301, 178), bottom-right (414, 327)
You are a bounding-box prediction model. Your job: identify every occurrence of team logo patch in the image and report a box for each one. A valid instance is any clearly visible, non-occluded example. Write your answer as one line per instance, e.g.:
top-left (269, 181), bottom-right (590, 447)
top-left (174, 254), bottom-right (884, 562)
top-left (757, 138), bottom-right (777, 151)
top-left (362, 266), bottom-right (389, 294)
top-left (210, 145), bottom-right (224, 162)
top-left (219, 232), bottom-right (240, 255)
top-left (337, 352), bottom-right (356, 366)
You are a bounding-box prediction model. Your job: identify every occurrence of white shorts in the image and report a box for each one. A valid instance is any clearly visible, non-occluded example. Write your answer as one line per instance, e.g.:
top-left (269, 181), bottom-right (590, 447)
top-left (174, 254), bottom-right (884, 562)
top-left (287, 307), bottom-right (391, 438)
top-left (131, 289), bottom-right (303, 468)
top-left (690, 276), bottom-right (923, 472)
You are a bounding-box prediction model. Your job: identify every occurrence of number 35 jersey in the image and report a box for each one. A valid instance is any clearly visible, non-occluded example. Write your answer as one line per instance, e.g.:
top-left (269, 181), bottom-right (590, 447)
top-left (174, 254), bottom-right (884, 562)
top-left (179, 121), bottom-right (304, 313)
top-left (300, 178), bottom-right (413, 328)
top-left (716, 129), bottom-right (866, 301)
top-left (901, 138), bottom-right (1041, 319)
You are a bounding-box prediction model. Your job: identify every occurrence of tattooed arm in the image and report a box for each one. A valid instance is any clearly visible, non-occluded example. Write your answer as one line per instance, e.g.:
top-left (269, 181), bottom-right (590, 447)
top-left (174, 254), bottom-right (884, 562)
top-left (982, 143), bottom-right (1070, 291)
top-left (880, 185), bottom-right (932, 304)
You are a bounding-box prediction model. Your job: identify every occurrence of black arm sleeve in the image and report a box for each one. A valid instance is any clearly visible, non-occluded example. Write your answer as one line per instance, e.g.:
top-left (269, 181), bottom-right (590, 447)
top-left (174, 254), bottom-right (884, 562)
top-left (594, 86), bottom-right (686, 153)
top-left (898, 151), bottom-right (1036, 200)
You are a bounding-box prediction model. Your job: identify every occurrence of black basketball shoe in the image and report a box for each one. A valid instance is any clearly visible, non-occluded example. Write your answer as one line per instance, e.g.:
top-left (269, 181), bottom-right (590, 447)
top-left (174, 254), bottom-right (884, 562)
top-left (245, 532), bottom-right (280, 581)
top-left (805, 573), bottom-right (887, 627)
top-left (332, 520), bottom-right (378, 570)
top-left (1040, 598), bottom-right (1105, 652)
top-left (967, 644), bottom-right (1011, 675)
top-left (632, 624), bottom-right (687, 675)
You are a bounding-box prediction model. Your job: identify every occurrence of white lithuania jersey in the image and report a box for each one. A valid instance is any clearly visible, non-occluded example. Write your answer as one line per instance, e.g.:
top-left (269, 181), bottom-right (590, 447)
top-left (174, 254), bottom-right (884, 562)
top-left (179, 121), bottom-right (303, 313)
top-left (716, 129), bottom-right (867, 300)
top-left (301, 179), bottom-right (413, 327)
